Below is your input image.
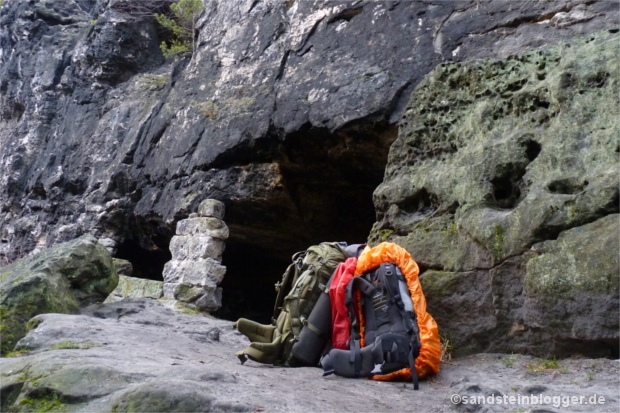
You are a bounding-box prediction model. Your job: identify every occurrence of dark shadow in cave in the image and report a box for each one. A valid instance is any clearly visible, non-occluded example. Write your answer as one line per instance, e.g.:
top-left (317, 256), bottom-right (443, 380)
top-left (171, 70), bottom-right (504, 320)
top-left (115, 239), bottom-right (171, 281)
top-left (214, 243), bottom-right (290, 324)
top-left (216, 121), bottom-right (397, 323)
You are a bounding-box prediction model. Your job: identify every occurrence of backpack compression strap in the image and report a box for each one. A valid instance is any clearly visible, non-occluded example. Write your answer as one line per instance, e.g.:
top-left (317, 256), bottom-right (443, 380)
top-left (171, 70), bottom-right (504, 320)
top-left (381, 263), bottom-right (421, 390)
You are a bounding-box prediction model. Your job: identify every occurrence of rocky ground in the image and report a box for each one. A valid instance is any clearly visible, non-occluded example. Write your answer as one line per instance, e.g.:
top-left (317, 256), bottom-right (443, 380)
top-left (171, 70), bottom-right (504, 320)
top-left (1, 299), bottom-right (617, 413)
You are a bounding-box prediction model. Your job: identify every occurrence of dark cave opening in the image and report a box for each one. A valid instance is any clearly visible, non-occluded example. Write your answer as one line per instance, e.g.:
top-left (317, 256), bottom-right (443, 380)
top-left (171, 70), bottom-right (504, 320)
top-left (106, 122), bottom-right (395, 322)
top-left (115, 239), bottom-right (171, 281)
top-left (214, 243), bottom-right (290, 324)
top-left (217, 193), bottom-right (376, 323)
top-left (214, 122), bottom-right (397, 323)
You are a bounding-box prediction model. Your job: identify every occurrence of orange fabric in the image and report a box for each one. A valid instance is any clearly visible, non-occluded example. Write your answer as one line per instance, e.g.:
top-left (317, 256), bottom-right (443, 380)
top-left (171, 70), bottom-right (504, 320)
top-left (354, 242), bottom-right (441, 380)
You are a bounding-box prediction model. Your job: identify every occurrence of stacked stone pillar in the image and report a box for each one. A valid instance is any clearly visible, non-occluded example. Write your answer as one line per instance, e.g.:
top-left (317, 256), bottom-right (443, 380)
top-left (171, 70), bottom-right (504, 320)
top-left (162, 199), bottom-right (228, 311)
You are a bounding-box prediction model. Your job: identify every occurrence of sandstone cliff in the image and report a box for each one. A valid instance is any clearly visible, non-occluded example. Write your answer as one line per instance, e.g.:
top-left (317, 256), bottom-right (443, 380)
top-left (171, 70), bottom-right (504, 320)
top-left (0, 0), bottom-right (618, 355)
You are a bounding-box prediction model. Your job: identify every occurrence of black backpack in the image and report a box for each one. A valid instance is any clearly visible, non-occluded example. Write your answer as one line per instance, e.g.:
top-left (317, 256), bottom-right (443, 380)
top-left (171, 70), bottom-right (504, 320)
top-left (321, 262), bottom-right (422, 389)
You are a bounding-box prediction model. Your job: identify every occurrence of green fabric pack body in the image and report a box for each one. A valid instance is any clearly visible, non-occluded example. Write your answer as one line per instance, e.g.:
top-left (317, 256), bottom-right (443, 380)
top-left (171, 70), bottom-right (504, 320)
top-left (234, 242), bottom-right (348, 366)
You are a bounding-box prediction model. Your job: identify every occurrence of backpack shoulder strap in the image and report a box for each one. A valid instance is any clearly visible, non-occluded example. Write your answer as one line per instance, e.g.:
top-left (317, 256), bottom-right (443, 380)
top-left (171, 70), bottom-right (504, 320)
top-left (272, 251), bottom-right (305, 322)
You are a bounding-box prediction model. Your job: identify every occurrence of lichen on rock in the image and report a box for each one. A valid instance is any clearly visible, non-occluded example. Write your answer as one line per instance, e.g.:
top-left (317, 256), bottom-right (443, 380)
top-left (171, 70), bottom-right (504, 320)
top-left (0, 235), bottom-right (117, 355)
top-left (375, 29), bottom-right (619, 357)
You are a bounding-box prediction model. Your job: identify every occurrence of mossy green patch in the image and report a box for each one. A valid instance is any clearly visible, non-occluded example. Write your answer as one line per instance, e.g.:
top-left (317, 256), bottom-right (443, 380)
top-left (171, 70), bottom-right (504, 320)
top-left (5, 348), bottom-right (31, 357)
top-left (525, 214), bottom-right (618, 298)
top-left (49, 340), bottom-right (102, 351)
top-left (419, 270), bottom-right (459, 297)
top-left (0, 235), bottom-right (117, 355)
top-left (140, 74), bottom-right (169, 91)
top-left (375, 29), bottom-right (619, 267)
top-left (50, 341), bottom-right (81, 350)
top-left (18, 392), bottom-right (65, 412)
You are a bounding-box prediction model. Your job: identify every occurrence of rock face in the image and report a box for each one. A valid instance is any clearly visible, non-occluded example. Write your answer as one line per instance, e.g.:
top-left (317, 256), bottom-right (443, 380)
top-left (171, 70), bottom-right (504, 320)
top-left (1, 299), bottom-right (618, 413)
top-left (0, 0), bottom-right (618, 351)
top-left (0, 0), bottom-right (617, 279)
top-left (370, 30), bottom-right (619, 357)
top-left (162, 199), bottom-right (227, 311)
top-left (0, 234), bottom-right (117, 355)
top-left (104, 275), bottom-right (163, 303)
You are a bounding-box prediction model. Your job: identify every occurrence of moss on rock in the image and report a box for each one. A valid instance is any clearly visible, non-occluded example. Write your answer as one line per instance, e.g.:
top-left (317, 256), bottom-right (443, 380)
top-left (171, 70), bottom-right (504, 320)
top-left (0, 235), bottom-right (117, 355)
top-left (525, 214), bottom-right (619, 298)
top-left (372, 29), bottom-right (619, 268)
top-left (372, 29), bottom-right (620, 357)
top-left (104, 275), bottom-right (163, 303)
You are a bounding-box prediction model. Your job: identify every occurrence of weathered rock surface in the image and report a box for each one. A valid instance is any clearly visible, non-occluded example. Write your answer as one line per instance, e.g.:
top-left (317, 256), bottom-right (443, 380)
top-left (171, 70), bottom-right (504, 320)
top-left (1, 299), bottom-right (618, 412)
top-left (0, 234), bottom-right (117, 355)
top-left (104, 275), bottom-right (163, 303)
top-left (1, 0), bottom-right (617, 277)
top-left (370, 30), bottom-right (619, 357)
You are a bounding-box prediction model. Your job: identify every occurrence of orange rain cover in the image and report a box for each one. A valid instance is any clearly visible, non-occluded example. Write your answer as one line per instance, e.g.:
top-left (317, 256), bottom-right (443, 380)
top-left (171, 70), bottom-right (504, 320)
top-left (354, 242), bottom-right (441, 380)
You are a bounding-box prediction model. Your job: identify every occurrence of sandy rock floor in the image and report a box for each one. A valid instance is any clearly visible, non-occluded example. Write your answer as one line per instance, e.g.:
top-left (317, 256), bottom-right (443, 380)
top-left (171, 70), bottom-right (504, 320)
top-left (1, 299), bottom-right (617, 412)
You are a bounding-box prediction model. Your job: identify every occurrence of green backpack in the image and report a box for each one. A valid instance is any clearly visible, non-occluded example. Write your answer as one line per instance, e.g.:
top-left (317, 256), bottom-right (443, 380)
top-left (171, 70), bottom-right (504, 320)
top-left (234, 242), bottom-right (348, 366)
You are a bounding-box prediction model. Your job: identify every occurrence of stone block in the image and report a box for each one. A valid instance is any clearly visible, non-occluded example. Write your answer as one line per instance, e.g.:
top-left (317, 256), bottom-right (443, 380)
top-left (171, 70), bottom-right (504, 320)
top-left (168, 237), bottom-right (187, 261)
top-left (181, 259), bottom-right (226, 287)
top-left (176, 217), bottom-right (229, 240)
top-left (173, 283), bottom-right (206, 303)
top-left (162, 259), bottom-right (226, 288)
top-left (162, 261), bottom-right (182, 284)
top-left (163, 282), bottom-right (178, 300)
top-left (198, 199), bottom-right (225, 219)
top-left (195, 287), bottom-right (222, 311)
top-left (190, 236), bottom-right (225, 261)
top-left (169, 235), bottom-right (225, 261)
top-left (105, 275), bottom-right (163, 303)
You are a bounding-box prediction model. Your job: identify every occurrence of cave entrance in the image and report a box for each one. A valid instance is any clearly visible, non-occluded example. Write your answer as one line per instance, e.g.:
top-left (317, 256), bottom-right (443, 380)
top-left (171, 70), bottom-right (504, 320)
top-left (114, 237), bottom-right (171, 281)
top-left (214, 243), bottom-right (290, 324)
top-left (215, 121), bottom-right (397, 323)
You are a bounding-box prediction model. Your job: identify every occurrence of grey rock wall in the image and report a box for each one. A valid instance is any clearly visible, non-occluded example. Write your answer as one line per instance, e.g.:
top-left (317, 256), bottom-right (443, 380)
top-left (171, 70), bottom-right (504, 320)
top-left (370, 29), bottom-right (619, 357)
top-left (1, 0), bottom-right (616, 266)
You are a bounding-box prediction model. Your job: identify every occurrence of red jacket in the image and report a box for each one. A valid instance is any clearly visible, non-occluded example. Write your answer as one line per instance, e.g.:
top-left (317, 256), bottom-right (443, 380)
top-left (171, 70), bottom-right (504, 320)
top-left (329, 257), bottom-right (358, 350)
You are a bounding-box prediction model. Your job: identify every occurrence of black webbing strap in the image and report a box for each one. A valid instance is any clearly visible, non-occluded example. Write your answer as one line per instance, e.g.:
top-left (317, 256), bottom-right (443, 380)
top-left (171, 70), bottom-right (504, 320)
top-left (345, 275), bottom-right (376, 343)
top-left (351, 339), bottom-right (362, 377)
top-left (408, 348), bottom-right (419, 390)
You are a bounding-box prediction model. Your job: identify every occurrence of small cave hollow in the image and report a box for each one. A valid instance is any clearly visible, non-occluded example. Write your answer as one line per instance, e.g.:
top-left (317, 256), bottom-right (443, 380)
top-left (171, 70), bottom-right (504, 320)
top-left (523, 139), bottom-right (542, 161)
top-left (114, 239), bottom-right (171, 281)
top-left (490, 163), bottom-right (527, 209)
top-left (547, 177), bottom-right (588, 195)
top-left (327, 6), bottom-right (364, 24)
top-left (398, 187), bottom-right (439, 216)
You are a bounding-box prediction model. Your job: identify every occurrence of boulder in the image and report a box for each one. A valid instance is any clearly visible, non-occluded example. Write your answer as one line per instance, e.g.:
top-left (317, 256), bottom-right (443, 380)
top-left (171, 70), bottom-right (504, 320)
top-left (371, 30), bottom-right (619, 357)
top-left (0, 235), bottom-right (117, 355)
